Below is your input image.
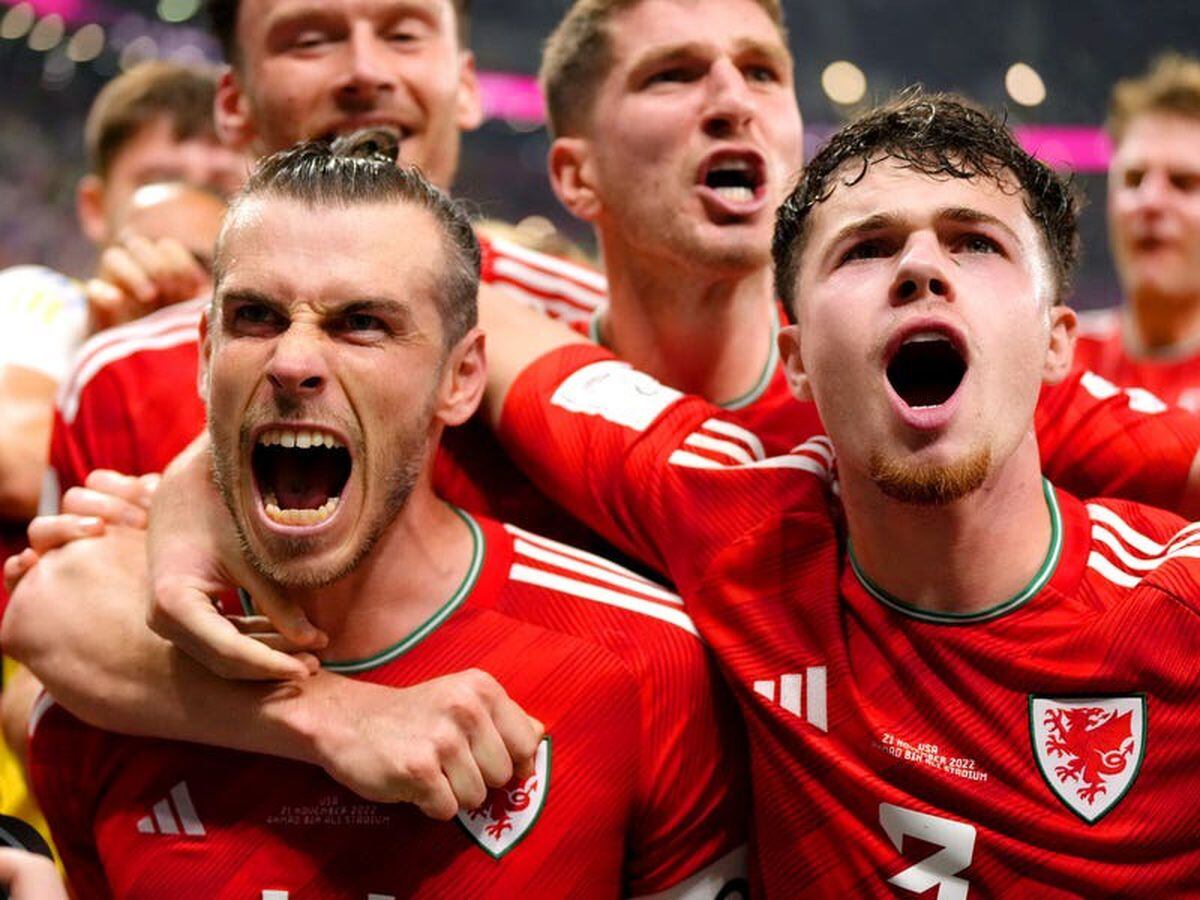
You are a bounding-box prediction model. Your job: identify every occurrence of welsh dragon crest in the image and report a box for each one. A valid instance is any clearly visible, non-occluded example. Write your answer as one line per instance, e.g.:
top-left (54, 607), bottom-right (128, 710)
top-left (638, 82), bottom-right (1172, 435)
top-left (1030, 696), bottom-right (1146, 823)
top-left (457, 737), bottom-right (551, 857)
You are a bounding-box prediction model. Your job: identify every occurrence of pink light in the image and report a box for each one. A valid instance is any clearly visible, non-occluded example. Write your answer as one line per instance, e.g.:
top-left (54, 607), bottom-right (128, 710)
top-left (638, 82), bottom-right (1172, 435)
top-left (1015, 126), bottom-right (1113, 173)
top-left (476, 72), bottom-right (1117, 175)
top-left (479, 71), bottom-right (545, 124)
top-left (4, 0), bottom-right (86, 22)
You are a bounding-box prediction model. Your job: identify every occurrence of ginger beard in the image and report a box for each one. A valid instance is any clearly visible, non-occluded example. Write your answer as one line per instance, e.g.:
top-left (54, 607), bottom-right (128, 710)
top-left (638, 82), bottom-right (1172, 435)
top-left (867, 445), bottom-right (992, 505)
top-left (209, 388), bottom-right (434, 589)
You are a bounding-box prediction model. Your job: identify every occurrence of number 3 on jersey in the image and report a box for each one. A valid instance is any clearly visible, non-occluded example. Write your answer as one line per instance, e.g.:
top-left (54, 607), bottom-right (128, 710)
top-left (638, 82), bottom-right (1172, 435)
top-left (879, 803), bottom-right (977, 900)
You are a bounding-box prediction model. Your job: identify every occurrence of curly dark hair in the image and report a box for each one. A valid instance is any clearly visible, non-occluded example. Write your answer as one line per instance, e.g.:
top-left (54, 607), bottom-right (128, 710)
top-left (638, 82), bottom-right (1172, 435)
top-left (773, 90), bottom-right (1081, 321)
top-left (206, 0), bottom-right (472, 66)
top-left (216, 128), bottom-right (480, 348)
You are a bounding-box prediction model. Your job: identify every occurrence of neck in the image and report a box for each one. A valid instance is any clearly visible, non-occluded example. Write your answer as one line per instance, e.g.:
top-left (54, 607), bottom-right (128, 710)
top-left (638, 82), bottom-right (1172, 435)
top-left (285, 478), bottom-right (476, 665)
top-left (841, 435), bottom-right (1054, 618)
top-left (1127, 286), bottom-right (1200, 354)
top-left (598, 239), bottom-right (778, 406)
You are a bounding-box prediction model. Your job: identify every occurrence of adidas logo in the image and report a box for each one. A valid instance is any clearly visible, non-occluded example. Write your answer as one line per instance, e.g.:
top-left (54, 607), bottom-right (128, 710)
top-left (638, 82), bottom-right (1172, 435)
top-left (136, 781), bottom-right (205, 836)
top-left (753, 668), bottom-right (828, 732)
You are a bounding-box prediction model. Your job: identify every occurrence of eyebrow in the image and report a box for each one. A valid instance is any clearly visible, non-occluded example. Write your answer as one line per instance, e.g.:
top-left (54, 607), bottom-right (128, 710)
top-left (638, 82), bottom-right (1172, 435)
top-left (827, 206), bottom-right (1024, 250)
top-left (628, 37), bottom-right (790, 82)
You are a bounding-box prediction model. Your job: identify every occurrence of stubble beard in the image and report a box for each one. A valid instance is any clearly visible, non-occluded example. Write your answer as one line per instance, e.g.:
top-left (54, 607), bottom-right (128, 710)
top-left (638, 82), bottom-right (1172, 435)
top-left (868, 445), bottom-right (992, 506)
top-left (210, 416), bottom-right (428, 591)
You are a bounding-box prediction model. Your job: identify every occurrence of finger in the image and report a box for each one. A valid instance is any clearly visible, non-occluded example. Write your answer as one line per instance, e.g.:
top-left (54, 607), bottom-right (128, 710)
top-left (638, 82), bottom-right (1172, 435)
top-left (155, 238), bottom-right (208, 301)
top-left (0, 848), bottom-right (67, 899)
top-left (467, 716), bottom-right (515, 789)
top-left (152, 585), bottom-right (313, 681)
top-left (61, 486), bottom-right (148, 528)
top-left (241, 586), bottom-right (328, 651)
top-left (439, 738), bottom-right (488, 813)
top-left (3, 548), bottom-right (39, 595)
top-left (121, 234), bottom-right (173, 286)
top-left (413, 771), bottom-right (460, 821)
top-left (490, 696), bottom-right (544, 780)
top-left (96, 246), bottom-right (155, 304)
top-left (26, 515), bottom-right (104, 554)
top-left (84, 469), bottom-right (159, 510)
top-left (83, 278), bottom-right (131, 330)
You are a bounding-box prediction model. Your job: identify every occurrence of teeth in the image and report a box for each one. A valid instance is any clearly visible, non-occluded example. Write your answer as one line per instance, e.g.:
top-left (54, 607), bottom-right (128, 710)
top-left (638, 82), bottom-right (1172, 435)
top-left (263, 492), bottom-right (340, 527)
top-left (712, 159), bottom-right (752, 173)
top-left (258, 428), bottom-right (345, 449)
top-left (715, 186), bottom-right (755, 202)
top-left (904, 332), bottom-right (951, 345)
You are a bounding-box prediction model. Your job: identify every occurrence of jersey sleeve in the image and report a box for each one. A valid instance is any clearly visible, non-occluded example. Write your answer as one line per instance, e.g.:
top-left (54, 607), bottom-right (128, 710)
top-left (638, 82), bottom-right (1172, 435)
top-left (1036, 369), bottom-right (1200, 511)
top-left (624, 634), bottom-right (748, 898)
top-left (49, 362), bottom-right (140, 498)
top-left (0, 266), bottom-right (87, 383)
top-left (498, 344), bottom-right (834, 592)
top-left (26, 696), bottom-right (114, 900)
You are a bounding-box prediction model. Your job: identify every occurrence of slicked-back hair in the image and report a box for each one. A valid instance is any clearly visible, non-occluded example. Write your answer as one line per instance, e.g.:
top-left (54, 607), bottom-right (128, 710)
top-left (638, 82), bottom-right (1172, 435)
top-left (773, 90), bottom-right (1081, 321)
top-left (85, 61), bottom-right (220, 178)
top-left (540, 0), bottom-right (787, 138)
top-left (206, 0), bottom-right (472, 67)
top-left (1108, 53), bottom-right (1200, 143)
top-left (216, 128), bottom-right (480, 348)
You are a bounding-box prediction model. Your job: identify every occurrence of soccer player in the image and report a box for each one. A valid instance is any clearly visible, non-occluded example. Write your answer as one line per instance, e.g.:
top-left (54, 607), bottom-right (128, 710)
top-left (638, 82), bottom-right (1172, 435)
top-left (1074, 53), bottom-right (1200, 411)
top-left (478, 92), bottom-right (1200, 895)
top-left (26, 134), bottom-right (746, 898)
top-left (50, 0), bottom-right (606, 521)
top-left (0, 61), bottom-right (240, 551)
top-left (536, 0), bottom-right (1200, 512)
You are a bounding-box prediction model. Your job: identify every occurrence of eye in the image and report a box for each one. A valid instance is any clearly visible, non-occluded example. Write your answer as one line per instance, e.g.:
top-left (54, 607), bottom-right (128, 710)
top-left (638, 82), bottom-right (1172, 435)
top-left (1123, 169), bottom-right (1145, 189)
top-left (957, 233), bottom-right (1001, 254)
top-left (336, 312), bottom-right (390, 337)
top-left (230, 303), bottom-right (285, 335)
top-left (1169, 172), bottom-right (1200, 194)
top-left (645, 65), bottom-right (701, 87)
top-left (839, 238), bottom-right (890, 264)
top-left (744, 64), bottom-right (780, 84)
top-left (291, 29), bottom-right (333, 50)
top-left (386, 27), bottom-right (418, 44)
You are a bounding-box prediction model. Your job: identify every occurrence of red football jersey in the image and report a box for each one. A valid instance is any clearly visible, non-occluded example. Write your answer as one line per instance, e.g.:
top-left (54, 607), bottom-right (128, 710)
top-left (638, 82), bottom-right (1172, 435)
top-left (1075, 308), bottom-right (1200, 412)
top-left (30, 514), bottom-right (747, 899)
top-left (499, 345), bottom-right (1200, 896)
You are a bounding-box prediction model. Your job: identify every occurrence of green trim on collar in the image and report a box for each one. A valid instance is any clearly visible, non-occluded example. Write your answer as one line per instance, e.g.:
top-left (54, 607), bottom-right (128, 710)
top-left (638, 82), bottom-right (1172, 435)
top-left (320, 507), bottom-right (485, 674)
top-left (587, 306), bottom-right (779, 410)
top-left (848, 479), bottom-right (1062, 625)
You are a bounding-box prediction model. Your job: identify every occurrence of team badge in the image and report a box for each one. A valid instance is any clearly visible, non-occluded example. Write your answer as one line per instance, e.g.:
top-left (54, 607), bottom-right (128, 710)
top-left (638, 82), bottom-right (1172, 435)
top-left (1029, 695), bottom-right (1146, 823)
top-left (458, 737), bottom-right (551, 858)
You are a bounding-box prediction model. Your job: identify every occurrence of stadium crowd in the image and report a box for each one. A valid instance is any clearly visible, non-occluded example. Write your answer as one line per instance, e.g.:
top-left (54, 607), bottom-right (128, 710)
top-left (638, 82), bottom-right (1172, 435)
top-left (0, 0), bottom-right (1198, 896)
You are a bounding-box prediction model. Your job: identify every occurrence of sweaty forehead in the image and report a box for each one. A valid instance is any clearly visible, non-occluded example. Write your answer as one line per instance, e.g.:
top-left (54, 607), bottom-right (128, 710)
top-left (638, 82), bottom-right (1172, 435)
top-left (607, 0), bottom-right (788, 68)
top-left (807, 160), bottom-right (1033, 243)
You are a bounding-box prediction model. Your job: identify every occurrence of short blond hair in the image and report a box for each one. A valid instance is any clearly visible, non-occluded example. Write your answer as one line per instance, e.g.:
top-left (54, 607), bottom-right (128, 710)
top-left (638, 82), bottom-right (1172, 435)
top-left (540, 0), bottom-right (787, 138)
top-left (1108, 53), bottom-right (1200, 143)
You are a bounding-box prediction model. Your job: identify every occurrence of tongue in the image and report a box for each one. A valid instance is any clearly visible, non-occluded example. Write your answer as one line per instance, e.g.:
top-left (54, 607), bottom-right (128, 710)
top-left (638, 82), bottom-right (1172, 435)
top-left (273, 454), bottom-right (334, 510)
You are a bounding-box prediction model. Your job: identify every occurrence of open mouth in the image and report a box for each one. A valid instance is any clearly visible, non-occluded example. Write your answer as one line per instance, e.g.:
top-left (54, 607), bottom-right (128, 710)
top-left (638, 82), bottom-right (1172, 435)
top-left (252, 427), bottom-right (352, 527)
top-left (699, 153), bottom-right (766, 204)
top-left (886, 332), bottom-right (967, 409)
top-left (320, 122), bottom-right (409, 145)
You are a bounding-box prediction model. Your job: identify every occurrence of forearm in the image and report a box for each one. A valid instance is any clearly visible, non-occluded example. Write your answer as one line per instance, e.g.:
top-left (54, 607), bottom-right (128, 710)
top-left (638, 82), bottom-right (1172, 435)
top-left (478, 282), bottom-right (587, 428)
top-left (1, 530), bottom-right (328, 765)
top-left (0, 367), bottom-right (55, 519)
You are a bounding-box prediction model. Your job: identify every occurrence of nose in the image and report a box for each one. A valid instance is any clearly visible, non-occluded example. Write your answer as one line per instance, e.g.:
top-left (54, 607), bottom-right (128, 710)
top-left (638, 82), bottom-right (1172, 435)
top-left (1129, 170), bottom-right (1169, 213)
top-left (702, 58), bottom-right (756, 139)
top-left (335, 23), bottom-right (396, 107)
top-left (891, 233), bottom-right (954, 306)
top-left (266, 326), bottom-right (327, 398)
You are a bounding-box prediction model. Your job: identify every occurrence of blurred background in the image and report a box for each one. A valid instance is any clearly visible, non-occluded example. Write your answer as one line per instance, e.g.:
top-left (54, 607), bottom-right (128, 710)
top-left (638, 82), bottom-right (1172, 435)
top-left (1, 0), bottom-right (1198, 308)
